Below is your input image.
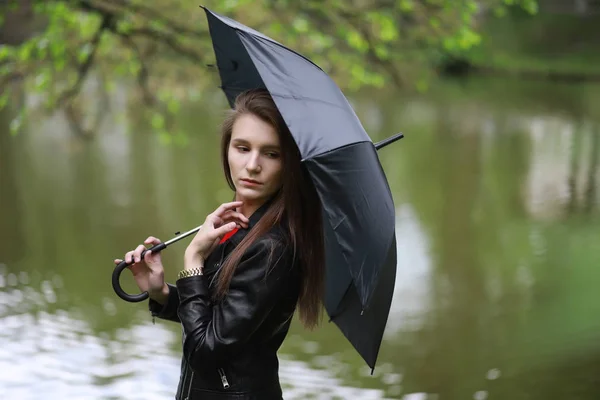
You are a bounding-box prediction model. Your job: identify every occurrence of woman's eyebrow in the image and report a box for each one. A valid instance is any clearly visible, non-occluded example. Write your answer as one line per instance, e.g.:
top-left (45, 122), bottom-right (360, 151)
top-left (231, 138), bottom-right (249, 145)
top-left (231, 138), bottom-right (280, 150)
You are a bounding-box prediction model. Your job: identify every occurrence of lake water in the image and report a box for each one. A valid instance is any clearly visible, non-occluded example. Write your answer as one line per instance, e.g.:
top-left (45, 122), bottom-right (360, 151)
top-left (1, 76), bottom-right (599, 399)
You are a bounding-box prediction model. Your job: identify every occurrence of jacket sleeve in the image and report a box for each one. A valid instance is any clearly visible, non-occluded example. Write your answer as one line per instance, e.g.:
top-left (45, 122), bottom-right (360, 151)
top-left (148, 283), bottom-right (181, 323)
top-left (176, 238), bottom-right (295, 371)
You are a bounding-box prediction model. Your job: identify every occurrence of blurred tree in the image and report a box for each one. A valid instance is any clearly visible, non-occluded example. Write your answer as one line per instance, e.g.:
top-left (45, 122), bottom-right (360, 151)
top-left (0, 0), bottom-right (537, 139)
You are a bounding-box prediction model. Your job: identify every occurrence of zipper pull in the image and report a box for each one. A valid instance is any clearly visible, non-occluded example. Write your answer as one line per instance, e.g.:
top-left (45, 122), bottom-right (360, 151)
top-left (218, 368), bottom-right (230, 389)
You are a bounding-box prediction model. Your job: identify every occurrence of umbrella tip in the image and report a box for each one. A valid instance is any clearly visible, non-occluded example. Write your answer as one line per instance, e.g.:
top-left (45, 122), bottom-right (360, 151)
top-left (374, 132), bottom-right (404, 151)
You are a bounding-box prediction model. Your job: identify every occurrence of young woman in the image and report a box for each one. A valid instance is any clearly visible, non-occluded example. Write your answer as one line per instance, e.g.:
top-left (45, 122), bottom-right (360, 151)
top-left (114, 88), bottom-right (325, 399)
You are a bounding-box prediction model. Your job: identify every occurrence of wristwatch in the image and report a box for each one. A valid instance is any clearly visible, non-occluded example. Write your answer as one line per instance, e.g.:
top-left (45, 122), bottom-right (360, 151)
top-left (178, 267), bottom-right (203, 280)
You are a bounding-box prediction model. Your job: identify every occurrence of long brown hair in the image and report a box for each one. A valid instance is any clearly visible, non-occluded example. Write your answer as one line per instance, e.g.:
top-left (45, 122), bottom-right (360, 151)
top-left (215, 88), bottom-right (325, 330)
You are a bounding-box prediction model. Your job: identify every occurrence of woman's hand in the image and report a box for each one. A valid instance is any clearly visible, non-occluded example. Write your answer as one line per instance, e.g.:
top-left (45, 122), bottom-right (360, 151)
top-left (114, 236), bottom-right (168, 301)
top-left (184, 201), bottom-right (250, 269)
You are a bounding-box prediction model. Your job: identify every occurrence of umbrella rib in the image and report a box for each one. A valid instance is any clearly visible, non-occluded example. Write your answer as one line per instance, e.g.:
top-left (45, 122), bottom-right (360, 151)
top-left (327, 280), bottom-right (355, 321)
top-left (332, 216), bottom-right (347, 231)
top-left (235, 30), bottom-right (324, 72)
top-left (219, 86), bottom-right (355, 113)
top-left (301, 140), bottom-right (374, 162)
top-left (269, 92), bottom-right (352, 112)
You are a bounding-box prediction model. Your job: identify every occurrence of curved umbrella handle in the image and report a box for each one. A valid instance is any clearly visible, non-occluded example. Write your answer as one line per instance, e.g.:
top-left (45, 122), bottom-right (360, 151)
top-left (111, 242), bottom-right (167, 303)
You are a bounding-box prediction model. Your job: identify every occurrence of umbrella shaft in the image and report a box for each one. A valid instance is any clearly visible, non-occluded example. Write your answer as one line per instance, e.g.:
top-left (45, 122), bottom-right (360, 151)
top-left (164, 225), bottom-right (203, 247)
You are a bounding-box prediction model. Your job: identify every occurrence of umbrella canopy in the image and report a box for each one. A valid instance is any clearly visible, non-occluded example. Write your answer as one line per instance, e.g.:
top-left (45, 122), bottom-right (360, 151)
top-left (202, 7), bottom-right (398, 370)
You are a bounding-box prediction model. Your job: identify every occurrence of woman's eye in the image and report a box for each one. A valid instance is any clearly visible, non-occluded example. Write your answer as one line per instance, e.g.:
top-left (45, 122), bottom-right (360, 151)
top-left (266, 152), bottom-right (280, 159)
top-left (237, 146), bottom-right (249, 152)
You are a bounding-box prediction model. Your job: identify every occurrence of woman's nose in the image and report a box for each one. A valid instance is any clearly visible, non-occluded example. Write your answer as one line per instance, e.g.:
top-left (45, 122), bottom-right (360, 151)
top-left (245, 153), bottom-right (261, 172)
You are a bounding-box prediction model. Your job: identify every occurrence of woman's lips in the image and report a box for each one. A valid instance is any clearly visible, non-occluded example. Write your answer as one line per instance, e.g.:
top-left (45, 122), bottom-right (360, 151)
top-left (240, 179), bottom-right (262, 186)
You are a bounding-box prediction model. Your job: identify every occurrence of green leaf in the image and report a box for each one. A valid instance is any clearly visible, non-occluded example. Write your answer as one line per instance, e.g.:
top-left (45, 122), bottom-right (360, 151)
top-left (173, 132), bottom-right (189, 147)
top-left (128, 61), bottom-right (141, 76)
top-left (118, 20), bottom-right (134, 35)
top-left (398, 0), bottom-right (415, 12)
top-left (78, 43), bottom-right (93, 63)
top-left (350, 64), bottom-right (366, 82)
top-left (371, 74), bottom-right (385, 88)
top-left (0, 92), bottom-right (9, 110)
top-left (35, 72), bottom-right (50, 90)
top-left (494, 6), bottom-right (507, 17)
top-left (416, 77), bottom-right (429, 92)
top-left (292, 17), bottom-right (309, 34)
top-left (17, 42), bottom-right (34, 62)
top-left (151, 113), bottom-right (165, 130)
top-left (167, 99), bottom-right (180, 114)
top-left (55, 58), bottom-right (66, 72)
top-left (158, 132), bottom-right (172, 145)
top-left (466, 0), bottom-right (478, 13)
top-left (50, 40), bottom-right (66, 59)
top-left (105, 81), bottom-right (117, 93)
top-left (378, 14), bottom-right (398, 42)
top-left (149, 19), bottom-right (167, 32)
top-left (521, 0), bottom-right (539, 14)
top-left (0, 45), bottom-right (12, 61)
top-left (374, 44), bottom-right (390, 60)
top-left (346, 30), bottom-right (368, 53)
top-left (269, 21), bottom-right (284, 35)
top-left (9, 113), bottom-right (22, 136)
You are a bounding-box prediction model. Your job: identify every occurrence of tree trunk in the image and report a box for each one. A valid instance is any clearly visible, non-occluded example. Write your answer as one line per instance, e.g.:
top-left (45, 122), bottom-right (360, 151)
top-left (0, 0), bottom-right (46, 45)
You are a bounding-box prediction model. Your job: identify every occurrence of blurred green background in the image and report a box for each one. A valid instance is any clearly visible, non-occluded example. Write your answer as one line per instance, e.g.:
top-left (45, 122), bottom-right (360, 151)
top-left (1, 1), bottom-right (600, 399)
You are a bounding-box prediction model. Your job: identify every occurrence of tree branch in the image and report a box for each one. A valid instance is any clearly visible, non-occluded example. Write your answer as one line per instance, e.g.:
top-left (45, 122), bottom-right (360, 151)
top-left (126, 27), bottom-right (202, 62)
top-left (290, 4), bottom-right (405, 87)
top-left (100, 0), bottom-right (207, 39)
top-left (72, 0), bottom-right (203, 62)
top-left (56, 12), bottom-right (112, 105)
top-left (115, 30), bottom-right (154, 105)
top-left (0, 70), bottom-right (25, 93)
top-left (338, 11), bottom-right (405, 87)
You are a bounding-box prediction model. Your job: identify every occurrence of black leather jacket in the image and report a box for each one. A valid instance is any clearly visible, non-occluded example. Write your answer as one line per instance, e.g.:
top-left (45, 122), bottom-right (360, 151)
top-left (149, 203), bottom-right (300, 400)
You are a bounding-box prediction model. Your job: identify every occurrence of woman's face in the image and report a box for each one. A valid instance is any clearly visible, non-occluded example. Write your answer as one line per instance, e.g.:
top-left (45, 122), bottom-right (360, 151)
top-left (228, 113), bottom-right (283, 209)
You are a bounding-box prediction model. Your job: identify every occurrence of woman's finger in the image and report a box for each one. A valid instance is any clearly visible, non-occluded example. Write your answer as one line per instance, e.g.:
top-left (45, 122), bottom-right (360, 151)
top-left (221, 210), bottom-right (249, 225)
top-left (133, 244), bottom-right (146, 263)
top-left (212, 201), bottom-right (244, 217)
top-left (213, 222), bottom-right (238, 239)
top-left (142, 250), bottom-right (153, 262)
top-left (114, 258), bottom-right (122, 265)
top-left (220, 217), bottom-right (246, 229)
top-left (205, 214), bottom-right (222, 228)
top-left (125, 251), bottom-right (135, 264)
top-left (221, 221), bottom-right (247, 230)
top-left (144, 236), bottom-right (162, 245)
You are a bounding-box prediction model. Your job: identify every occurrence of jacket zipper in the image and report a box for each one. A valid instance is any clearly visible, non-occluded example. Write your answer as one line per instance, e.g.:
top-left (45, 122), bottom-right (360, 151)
top-left (184, 370), bottom-right (194, 400)
top-left (218, 368), bottom-right (230, 389)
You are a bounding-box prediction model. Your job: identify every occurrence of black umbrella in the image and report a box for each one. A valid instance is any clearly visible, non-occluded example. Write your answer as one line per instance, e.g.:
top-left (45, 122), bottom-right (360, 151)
top-left (112, 7), bottom-right (402, 371)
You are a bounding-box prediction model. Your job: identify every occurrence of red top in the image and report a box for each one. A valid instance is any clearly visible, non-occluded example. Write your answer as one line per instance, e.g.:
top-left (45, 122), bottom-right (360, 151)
top-left (219, 227), bottom-right (239, 244)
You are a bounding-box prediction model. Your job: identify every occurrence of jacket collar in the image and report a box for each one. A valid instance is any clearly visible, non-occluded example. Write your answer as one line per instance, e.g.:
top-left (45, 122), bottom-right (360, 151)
top-left (227, 194), bottom-right (278, 247)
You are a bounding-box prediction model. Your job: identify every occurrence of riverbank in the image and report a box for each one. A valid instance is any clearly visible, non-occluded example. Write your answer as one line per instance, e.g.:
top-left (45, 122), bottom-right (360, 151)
top-left (446, 9), bottom-right (600, 82)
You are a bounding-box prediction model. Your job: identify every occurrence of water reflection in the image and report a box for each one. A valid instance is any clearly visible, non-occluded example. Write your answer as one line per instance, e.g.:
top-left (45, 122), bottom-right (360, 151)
top-left (386, 204), bottom-right (433, 335)
top-left (2, 76), bottom-right (600, 399)
top-left (0, 266), bottom-right (398, 399)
